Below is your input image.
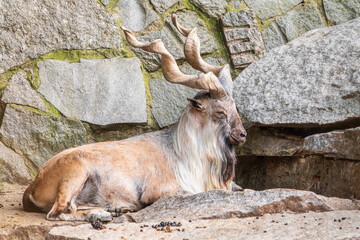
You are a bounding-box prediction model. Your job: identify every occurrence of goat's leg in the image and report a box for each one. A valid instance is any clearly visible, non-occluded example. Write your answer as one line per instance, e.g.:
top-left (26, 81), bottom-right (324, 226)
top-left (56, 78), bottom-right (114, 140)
top-left (46, 174), bottom-right (87, 220)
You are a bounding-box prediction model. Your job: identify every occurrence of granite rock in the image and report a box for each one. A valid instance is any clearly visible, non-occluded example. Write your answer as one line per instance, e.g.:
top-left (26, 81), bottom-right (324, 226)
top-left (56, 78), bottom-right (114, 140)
top-left (323, 0), bottom-right (360, 25)
top-left (244, 0), bottom-right (303, 20)
top-left (0, 141), bottom-right (32, 184)
top-left (189, 0), bottom-right (228, 18)
top-left (117, 0), bottom-right (159, 32)
top-left (233, 18), bottom-right (360, 126)
top-left (127, 189), bottom-right (358, 223)
top-left (0, 105), bottom-right (87, 168)
top-left (0, 72), bottom-right (47, 112)
top-left (303, 127), bottom-right (360, 160)
top-left (221, 10), bottom-right (265, 68)
top-left (276, 3), bottom-right (326, 41)
top-left (150, 0), bottom-right (179, 13)
top-left (0, 0), bottom-right (122, 74)
top-left (38, 57), bottom-right (147, 125)
top-left (261, 21), bottom-right (288, 51)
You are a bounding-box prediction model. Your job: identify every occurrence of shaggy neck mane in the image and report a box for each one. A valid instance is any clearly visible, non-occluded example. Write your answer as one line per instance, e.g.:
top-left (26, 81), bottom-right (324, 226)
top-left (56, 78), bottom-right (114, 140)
top-left (171, 107), bottom-right (236, 194)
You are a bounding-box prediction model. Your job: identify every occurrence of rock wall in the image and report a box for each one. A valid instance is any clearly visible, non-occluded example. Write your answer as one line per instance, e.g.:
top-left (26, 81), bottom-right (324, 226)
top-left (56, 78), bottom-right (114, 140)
top-left (0, 0), bottom-right (359, 198)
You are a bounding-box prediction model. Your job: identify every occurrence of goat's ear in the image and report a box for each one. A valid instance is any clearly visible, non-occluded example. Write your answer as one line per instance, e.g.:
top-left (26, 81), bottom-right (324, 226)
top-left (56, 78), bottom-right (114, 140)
top-left (187, 98), bottom-right (203, 111)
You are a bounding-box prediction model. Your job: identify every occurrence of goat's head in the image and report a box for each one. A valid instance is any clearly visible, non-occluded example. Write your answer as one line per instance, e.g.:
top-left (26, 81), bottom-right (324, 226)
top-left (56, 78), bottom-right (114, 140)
top-left (122, 14), bottom-right (246, 146)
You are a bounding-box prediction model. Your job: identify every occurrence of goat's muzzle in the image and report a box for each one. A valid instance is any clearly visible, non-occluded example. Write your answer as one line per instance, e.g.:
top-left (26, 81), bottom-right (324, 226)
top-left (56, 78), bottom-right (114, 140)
top-left (229, 129), bottom-right (247, 145)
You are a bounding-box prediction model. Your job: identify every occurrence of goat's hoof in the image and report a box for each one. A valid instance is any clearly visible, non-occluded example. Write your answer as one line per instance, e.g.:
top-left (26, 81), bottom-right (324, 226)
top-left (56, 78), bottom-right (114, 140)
top-left (86, 209), bottom-right (112, 222)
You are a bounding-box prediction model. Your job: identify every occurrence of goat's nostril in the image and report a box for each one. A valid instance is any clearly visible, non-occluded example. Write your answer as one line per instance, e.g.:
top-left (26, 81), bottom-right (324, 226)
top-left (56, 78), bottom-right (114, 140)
top-left (240, 132), bottom-right (246, 138)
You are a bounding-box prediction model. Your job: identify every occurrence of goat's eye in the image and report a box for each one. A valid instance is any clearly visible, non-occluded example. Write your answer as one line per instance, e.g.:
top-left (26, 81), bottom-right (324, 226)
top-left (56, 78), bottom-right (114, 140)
top-left (216, 111), bottom-right (227, 118)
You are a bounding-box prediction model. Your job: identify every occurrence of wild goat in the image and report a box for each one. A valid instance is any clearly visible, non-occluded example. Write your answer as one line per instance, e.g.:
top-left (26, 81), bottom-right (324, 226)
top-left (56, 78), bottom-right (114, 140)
top-left (22, 14), bottom-right (247, 221)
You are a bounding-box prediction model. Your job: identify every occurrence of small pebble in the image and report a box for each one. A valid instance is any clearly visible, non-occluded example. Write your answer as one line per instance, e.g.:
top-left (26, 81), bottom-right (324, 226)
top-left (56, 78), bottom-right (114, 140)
top-left (356, 227), bottom-right (359, 229)
top-left (140, 229), bottom-right (143, 232)
top-left (263, 231), bottom-right (267, 233)
top-left (339, 227), bottom-right (342, 230)
top-left (256, 217), bottom-right (259, 219)
top-left (189, 220), bottom-right (192, 222)
top-left (284, 223), bottom-right (288, 225)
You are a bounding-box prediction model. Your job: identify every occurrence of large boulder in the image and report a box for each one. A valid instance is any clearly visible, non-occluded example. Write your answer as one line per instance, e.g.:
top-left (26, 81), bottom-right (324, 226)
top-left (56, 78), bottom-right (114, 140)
top-left (233, 18), bottom-right (360, 126)
top-left (0, 0), bottom-right (122, 74)
top-left (0, 105), bottom-right (87, 168)
top-left (37, 57), bottom-right (147, 125)
top-left (126, 189), bottom-right (358, 223)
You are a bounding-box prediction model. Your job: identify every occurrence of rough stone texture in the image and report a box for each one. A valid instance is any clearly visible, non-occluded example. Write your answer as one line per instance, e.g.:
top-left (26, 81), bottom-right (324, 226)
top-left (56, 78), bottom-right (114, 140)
top-left (0, 142), bottom-right (32, 185)
top-left (127, 189), bottom-right (358, 223)
top-left (0, 105), bottom-right (87, 168)
top-left (133, 10), bottom-right (219, 72)
top-left (150, 0), bottom-right (179, 13)
top-left (117, 0), bottom-right (159, 32)
top-left (244, 0), bottom-right (303, 20)
top-left (150, 58), bottom-right (225, 127)
top-left (221, 10), bottom-right (265, 68)
top-left (276, 4), bottom-right (326, 41)
top-left (236, 155), bottom-right (360, 199)
top-left (0, 72), bottom-right (47, 112)
top-left (303, 127), bottom-right (360, 160)
top-left (189, 0), bottom-right (228, 18)
top-left (233, 18), bottom-right (360, 126)
top-left (0, 0), bottom-right (122, 75)
top-left (1, 185), bottom-right (360, 240)
top-left (48, 210), bottom-right (360, 240)
top-left (323, 0), bottom-right (360, 25)
top-left (100, 0), bottom-right (110, 6)
top-left (261, 21), bottom-right (288, 52)
top-left (38, 57), bottom-right (147, 125)
top-left (236, 127), bottom-right (303, 156)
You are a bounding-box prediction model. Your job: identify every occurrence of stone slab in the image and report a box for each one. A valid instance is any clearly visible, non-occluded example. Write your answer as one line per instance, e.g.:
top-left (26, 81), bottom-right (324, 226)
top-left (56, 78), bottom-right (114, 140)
top-left (0, 72), bottom-right (47, 112)
top-left (323, 0), bottom-right (360, 25)
top-left (0, 0), bottom-right (122, 74)
top-left (261, 21), bottom-right (288, 52)
top-left (150, 0), bottom-right (179, 13)
top-left (276, 3), bottom-right (326, 41)
top-left (38, 57), bottom-right (147, 125)
top-left (0, 105), bottom-right (87, 168)
top-left (244, 0), bottom-right (303, 20)
top-left (304, 127), bottom-right (360, 160)
top-left (189, 0), bottom-right (228, 18)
